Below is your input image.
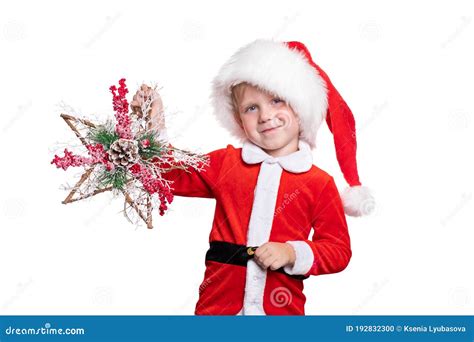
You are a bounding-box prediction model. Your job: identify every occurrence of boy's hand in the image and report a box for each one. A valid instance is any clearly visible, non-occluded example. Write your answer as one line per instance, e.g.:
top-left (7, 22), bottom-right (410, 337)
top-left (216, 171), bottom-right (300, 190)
top-left (130, 84), bottom-right (165, 130)
top-left (254, 242), bottom-right (296, 271)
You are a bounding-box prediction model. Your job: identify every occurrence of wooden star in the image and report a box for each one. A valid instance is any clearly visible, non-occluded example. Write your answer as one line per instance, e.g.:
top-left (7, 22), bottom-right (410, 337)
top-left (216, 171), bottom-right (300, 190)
top-left (59, 113), bottom-right (154, 229)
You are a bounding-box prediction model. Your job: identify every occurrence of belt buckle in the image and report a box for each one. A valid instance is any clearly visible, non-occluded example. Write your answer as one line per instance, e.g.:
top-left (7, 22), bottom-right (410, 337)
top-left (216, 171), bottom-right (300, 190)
top-left (246, 246), bottom-right (257, 256)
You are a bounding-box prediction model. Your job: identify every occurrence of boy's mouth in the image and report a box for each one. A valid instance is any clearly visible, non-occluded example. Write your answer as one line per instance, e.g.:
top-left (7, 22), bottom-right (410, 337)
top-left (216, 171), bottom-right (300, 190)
top-left (260, 126), bottom-right (281, 134)
top-left (259, 118), bottom-right (284, 133)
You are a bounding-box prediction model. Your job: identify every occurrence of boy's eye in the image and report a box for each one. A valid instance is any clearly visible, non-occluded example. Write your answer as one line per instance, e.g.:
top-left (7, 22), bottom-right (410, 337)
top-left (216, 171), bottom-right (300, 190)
top-left (244, 105), bottom-right (257, 113)
top-left (272, 98), bottom-right (283, 104)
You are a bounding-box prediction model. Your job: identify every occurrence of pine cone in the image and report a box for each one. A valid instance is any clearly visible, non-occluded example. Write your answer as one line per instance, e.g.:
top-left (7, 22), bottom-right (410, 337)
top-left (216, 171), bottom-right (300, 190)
top-left (108, 139), bottom-right (139, 167)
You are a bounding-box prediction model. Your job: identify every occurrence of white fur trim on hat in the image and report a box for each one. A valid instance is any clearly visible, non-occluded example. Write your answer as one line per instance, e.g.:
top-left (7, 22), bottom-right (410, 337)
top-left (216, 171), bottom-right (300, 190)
top-left (211, 39), bottom-right (328, 149)
top-left (341, 185), bottom-right (375, 217)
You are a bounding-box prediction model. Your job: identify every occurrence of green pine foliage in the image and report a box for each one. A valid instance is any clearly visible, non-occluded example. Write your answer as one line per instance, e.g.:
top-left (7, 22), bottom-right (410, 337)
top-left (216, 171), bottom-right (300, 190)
top-left (99, 167), bottom-right (128, 190)
top-left (89, 127), bottom-right (166, 189)
top-left (88, 125), bottom-right (119, 150)
top-left (138, 131), bottom-right (164, 160)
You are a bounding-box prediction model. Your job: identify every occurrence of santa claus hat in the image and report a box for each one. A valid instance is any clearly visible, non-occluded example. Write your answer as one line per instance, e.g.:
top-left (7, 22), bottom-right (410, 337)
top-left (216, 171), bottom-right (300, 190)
top-left (211, 39), bottom-right (374, 216)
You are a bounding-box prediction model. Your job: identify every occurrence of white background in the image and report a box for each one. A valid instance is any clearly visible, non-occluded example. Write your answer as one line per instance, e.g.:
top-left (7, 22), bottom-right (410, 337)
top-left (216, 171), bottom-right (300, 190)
top-left (0, 0), bottom-right (473, 315)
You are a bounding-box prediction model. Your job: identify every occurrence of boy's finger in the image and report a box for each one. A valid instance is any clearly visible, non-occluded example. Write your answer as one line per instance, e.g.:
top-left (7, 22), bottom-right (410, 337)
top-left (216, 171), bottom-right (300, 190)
top-left (269, 260), bottom-right (283, 271)
top-left (257, 258), bottom-right (269, 270)
top-left (257, 249), bottom-right (271, 261)
top-left (255, 244), bottom-right (268, 257)
top-left (263, 256), bottom-right (278, 269)
top-left (131, 96), bottom-right (141, 107)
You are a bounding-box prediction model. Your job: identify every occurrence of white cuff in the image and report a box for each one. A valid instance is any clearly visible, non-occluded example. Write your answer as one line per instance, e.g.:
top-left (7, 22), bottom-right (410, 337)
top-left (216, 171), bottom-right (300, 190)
top-left (283, 241), bottom-right (314, 275)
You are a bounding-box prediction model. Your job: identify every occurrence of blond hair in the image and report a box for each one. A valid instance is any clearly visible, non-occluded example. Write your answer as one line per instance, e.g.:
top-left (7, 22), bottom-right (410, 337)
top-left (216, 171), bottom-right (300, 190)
top-left (230, 82), bottom-right (249, 128)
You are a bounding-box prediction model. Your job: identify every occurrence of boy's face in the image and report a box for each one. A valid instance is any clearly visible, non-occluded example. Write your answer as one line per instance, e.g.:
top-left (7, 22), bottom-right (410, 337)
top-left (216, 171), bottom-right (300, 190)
top-left (232, 83), bottom-right (300, 157)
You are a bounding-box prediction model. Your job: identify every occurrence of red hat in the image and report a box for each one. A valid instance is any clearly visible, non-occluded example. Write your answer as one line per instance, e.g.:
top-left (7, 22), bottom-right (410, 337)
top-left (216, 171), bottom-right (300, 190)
top-left (211, 39), bottom-right (374, 216)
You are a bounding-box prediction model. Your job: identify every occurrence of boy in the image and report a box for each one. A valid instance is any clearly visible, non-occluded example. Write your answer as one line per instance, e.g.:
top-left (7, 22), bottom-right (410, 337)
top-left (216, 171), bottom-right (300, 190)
top-left (132, 39), bottom-right (373, 315)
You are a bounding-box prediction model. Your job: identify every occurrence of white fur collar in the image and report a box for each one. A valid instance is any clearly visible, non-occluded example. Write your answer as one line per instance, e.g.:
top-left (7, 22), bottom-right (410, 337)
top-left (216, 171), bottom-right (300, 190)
top-left (241, 140), bottom-right (313, 173)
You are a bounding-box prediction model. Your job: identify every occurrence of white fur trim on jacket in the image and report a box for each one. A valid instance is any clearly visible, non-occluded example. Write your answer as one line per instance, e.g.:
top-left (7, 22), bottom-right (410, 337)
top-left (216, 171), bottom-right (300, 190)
top-left (240, 140), bottom-right (314, 315)
top-left (242, 160), bottom-right (283, 315)
top-left (283, 241), bottom-right (314, 275)
top-left (211, 39), bottom-right (328, 149)
top-left (341, 185), bottom-right (375, 217)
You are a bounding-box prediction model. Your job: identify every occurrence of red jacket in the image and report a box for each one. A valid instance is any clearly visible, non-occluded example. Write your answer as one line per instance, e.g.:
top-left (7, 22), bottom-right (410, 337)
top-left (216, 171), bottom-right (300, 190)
top-left (162, 140), bottom-right (351, 315)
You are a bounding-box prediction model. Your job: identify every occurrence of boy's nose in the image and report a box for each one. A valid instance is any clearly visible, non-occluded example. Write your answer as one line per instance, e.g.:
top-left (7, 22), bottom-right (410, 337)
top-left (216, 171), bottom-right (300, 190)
top-left (258, 107), bottom-right (274, 123)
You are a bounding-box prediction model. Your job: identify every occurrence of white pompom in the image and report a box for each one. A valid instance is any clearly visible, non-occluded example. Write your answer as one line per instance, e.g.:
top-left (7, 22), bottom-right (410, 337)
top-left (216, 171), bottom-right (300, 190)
top-left (341, 185), bottom-right (375, 217)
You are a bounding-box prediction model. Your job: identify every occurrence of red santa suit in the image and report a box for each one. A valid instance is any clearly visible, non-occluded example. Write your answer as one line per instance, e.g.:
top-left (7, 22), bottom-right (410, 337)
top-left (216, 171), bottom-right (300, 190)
top-left (160, 39), bottom-right (373, 315)
top-left (162, 139), bottom-right (351, 315)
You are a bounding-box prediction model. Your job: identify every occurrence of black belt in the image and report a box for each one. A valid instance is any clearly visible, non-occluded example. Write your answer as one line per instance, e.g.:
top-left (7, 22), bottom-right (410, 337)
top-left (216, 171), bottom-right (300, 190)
top-left (205, 240), bottom-right (308, 280)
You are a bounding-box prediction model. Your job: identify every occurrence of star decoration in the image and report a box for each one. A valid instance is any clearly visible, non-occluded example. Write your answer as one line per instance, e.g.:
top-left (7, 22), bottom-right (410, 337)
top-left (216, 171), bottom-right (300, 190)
top-left (59, 113), bottom-right (155, 229)
top-left (51, 79), bottom-right (209, 229)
